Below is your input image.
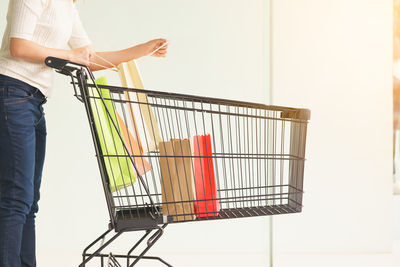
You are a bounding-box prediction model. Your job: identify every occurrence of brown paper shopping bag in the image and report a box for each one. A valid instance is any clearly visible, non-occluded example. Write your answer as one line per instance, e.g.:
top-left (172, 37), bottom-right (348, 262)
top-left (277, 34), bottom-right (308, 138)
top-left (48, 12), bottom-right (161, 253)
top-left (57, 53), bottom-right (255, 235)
top-left (118, 60), bottom-right (162, 153)
top-left (159, 139), bottom-right (197, 222)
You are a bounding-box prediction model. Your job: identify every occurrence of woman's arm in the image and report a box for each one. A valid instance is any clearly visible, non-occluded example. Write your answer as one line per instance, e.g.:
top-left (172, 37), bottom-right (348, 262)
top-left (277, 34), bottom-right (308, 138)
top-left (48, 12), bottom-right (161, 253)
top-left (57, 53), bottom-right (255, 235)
top-left (10, 38), bottom-right (94, 66)
top-left (10, 37), bottom-right (169, 71)
top-left (92, 38), bottom-right (169, 71)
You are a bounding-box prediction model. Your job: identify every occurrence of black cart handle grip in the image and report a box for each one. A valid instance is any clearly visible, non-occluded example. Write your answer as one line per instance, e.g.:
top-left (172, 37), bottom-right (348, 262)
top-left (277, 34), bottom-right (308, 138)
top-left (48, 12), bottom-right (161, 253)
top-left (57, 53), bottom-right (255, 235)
top-left (45, 56), bottom-right (90, 78)
top-left (45, 56), bottom-right (70, 70)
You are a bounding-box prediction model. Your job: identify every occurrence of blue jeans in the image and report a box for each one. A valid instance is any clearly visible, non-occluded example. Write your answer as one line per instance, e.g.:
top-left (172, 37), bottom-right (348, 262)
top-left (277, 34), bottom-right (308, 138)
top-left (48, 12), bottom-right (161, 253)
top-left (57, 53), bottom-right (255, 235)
top-left (0, 74), bottom-right (47, 267)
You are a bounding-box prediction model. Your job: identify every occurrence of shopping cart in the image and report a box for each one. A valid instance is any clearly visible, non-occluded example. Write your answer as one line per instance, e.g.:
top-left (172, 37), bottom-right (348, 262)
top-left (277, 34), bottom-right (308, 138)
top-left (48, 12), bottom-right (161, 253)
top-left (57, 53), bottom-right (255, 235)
top-left (45, 57), bottom-right (310, 267)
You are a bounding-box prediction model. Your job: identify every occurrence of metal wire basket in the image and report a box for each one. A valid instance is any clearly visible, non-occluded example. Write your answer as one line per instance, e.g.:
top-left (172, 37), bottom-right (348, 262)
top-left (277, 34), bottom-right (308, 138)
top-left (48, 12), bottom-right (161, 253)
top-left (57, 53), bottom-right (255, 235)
top-left (45, 57), bottom-right (310, 267)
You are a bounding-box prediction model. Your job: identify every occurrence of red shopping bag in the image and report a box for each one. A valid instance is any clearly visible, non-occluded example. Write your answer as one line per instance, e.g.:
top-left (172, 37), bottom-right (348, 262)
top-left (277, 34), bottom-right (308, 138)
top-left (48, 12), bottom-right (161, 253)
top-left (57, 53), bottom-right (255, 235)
top-left (191, 134), bottom-right (220, 217)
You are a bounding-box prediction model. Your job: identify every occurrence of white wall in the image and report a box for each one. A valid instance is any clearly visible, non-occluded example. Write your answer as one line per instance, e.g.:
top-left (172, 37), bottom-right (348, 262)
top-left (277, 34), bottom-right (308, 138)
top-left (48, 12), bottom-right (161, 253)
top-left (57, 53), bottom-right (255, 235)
top-left (395, 196), bottom-right (400, 239)
top-left (272, 0), bottom-right (394, 254)
top-left (0, 1), bottom-right (272, 266)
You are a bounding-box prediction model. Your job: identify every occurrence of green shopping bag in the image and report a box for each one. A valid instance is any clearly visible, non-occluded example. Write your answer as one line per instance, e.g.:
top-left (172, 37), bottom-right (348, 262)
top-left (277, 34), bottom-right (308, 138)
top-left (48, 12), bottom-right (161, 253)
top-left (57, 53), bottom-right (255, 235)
top-left (88, 77), bottom-right (136, 192)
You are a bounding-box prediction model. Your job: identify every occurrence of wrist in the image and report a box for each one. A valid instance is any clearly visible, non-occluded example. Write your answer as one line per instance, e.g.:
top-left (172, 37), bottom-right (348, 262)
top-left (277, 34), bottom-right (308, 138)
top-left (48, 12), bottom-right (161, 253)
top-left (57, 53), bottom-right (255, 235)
top-left (136, 43), bottom-right (149, 58)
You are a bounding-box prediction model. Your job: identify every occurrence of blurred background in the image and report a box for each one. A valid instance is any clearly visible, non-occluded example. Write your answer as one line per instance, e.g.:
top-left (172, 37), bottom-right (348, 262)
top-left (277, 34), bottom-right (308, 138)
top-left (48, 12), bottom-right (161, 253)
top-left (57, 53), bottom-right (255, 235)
top-left (393, 0), bottom-right (400, 252)
top-left (272, 1), bottom-right (394, 266)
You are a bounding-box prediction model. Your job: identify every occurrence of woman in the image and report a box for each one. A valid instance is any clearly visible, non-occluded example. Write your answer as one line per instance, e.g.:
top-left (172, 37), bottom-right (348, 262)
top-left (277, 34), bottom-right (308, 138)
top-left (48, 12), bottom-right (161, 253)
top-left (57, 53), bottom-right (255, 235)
top-left (0, 0), bottom-right (168, 266)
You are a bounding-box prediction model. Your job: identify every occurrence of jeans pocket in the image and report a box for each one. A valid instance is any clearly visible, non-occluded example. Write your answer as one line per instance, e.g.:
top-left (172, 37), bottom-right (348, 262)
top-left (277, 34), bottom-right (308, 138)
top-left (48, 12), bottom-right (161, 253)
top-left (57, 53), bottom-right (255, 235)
top-left (4, 87), bottom-right (34, 106)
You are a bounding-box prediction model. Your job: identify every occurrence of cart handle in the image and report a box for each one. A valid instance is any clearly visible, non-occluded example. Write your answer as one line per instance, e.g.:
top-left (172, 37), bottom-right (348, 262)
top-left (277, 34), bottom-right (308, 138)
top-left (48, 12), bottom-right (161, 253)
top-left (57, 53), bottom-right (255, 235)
top-left (45, 57), bottom-right (69, 69)
top-left (45, 56), bottom-right (87, 75)
top-left (45, 56), bottom-right (86, 70)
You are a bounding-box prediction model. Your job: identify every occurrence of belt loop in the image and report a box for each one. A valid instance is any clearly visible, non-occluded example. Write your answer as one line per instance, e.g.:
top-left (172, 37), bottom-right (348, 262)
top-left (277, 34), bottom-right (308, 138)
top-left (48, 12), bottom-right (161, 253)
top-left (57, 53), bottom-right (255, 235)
top-left (40, 95), bottom-right (47, 105)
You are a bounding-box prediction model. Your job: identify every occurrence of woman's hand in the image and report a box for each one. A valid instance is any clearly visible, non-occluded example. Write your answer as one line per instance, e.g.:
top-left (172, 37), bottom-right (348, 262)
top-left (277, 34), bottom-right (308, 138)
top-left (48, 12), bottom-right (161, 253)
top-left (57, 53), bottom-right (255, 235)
top-left (69, 46), bottom-right (96, 66)
top-left (142, 39), bottom-right (169, 58)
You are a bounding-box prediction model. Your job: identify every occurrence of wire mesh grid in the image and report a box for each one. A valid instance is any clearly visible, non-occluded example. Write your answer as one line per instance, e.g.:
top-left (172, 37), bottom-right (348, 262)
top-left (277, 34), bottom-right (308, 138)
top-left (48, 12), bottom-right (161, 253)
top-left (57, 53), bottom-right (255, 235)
top-left (80, 81), bottom-right (309, 228)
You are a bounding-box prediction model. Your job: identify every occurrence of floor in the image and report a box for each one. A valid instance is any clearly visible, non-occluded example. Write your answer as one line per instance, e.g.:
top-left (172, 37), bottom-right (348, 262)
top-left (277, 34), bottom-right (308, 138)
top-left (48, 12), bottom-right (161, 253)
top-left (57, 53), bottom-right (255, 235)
top-left (38, 252), bottom-right (269, 266)
top-left (275, 241), bottom-right (400, 267)
top-left (38, 242), bottom-right (400, 267)
top-left (38, 247), bottom-right (400, 267)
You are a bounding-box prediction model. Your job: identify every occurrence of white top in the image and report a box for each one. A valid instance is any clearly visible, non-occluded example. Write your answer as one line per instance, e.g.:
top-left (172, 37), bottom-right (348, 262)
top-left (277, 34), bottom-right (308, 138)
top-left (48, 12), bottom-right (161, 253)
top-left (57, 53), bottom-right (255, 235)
top-left (0, 0), bottom-right (91, 97)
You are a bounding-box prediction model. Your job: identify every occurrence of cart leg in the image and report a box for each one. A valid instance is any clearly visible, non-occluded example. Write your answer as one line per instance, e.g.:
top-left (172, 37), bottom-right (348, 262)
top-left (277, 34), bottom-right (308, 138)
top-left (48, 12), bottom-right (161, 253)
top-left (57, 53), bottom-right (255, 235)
top-left (79, 230), bottom-right (123, 267)
top-left (126, 230), bottom-right (152, 266)
top-left (79, 224), bottom-right (172, 267)
top-left (127, 224), bottom-right (172, 267)
top-left (81, 228), bottom-right (113, 266)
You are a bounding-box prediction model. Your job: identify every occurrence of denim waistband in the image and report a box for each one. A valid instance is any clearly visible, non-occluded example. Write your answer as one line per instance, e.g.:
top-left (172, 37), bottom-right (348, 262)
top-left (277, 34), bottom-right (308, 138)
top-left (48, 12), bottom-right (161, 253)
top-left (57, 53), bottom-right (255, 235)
top-left (0, 74), bottom-right (45, 98)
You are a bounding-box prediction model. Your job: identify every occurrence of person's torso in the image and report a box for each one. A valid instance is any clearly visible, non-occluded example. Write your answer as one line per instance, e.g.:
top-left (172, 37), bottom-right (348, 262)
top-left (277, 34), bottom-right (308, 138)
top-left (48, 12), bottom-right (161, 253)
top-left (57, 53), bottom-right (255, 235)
top-left (0, 0), bottom-right (77, 96)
